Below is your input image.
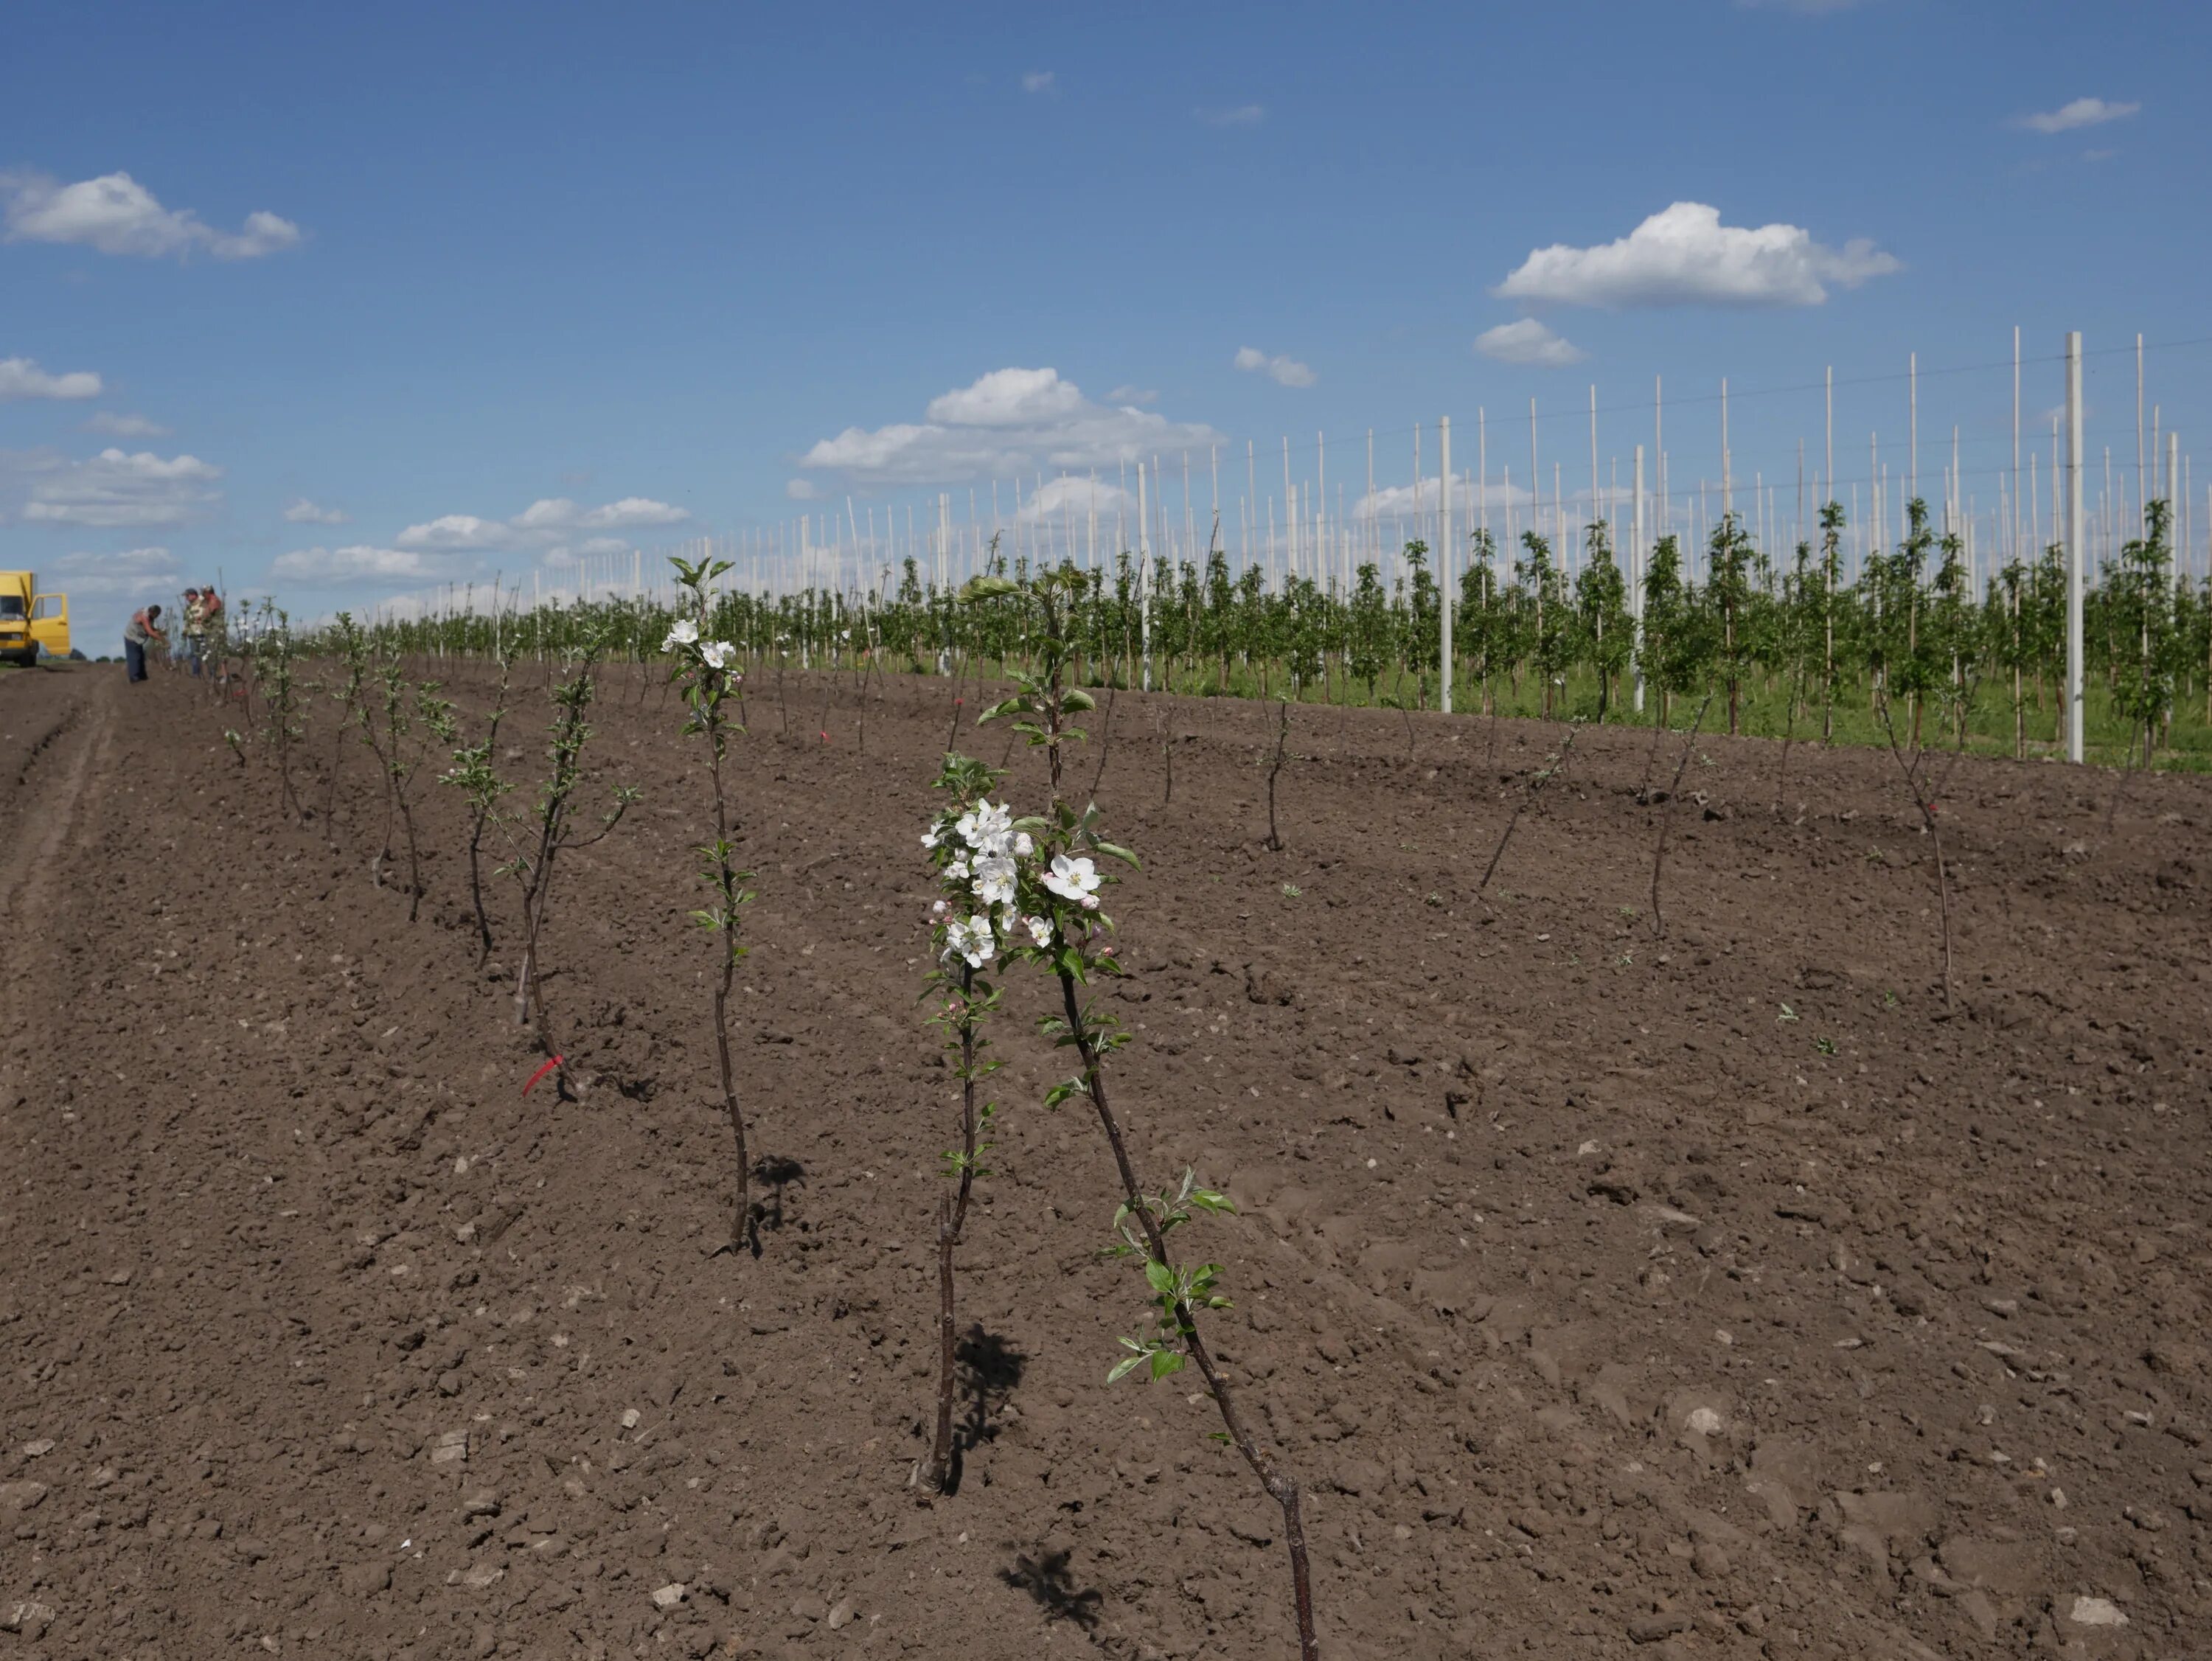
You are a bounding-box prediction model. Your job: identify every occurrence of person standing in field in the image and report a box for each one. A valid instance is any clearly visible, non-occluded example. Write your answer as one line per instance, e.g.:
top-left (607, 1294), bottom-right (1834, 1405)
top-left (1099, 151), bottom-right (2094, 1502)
top-left (124, 604), bottom-right (167, 683)
top-left (198, 583), bottom-right (229, 685)
top-left (181, 588), bottom-right (207, 677)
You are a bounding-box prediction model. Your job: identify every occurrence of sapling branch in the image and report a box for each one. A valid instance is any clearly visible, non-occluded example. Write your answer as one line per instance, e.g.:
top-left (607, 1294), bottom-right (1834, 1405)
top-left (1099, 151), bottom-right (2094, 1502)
top-left (1874, 694), bottom-right (1955, 1011)
top-left (967, 565), bottom-right (1321, 1661)
top-left (501, 625), bottom-right (638, 1081)
top-left (1647, 692), bottom-right (1714, 939)
top-left (437, 645), bottom-right (517, 963)
top-left (1478, 720), bottom-right (1580, 897)
top-left (917, 753), bottom-right (1013, 1489)
top-left (663, 564), bottom-right (759, 1253)
top-left (1264, 698), bottom-right (1290, 852)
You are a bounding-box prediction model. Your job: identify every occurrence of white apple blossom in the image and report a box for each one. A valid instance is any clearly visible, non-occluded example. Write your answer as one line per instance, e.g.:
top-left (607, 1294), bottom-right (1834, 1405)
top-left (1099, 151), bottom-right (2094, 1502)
top-left (973, 853), bottom-right (1016, 909)
top-left (700, 640), bottom-right (737, 670)
top-left (943, 913), bottom-right (995, 969)
top-left (1043, 853), bottom-right (1102, 908)
top-left (1012, 831), bottom-right (1034, 857)
top-left (945, 854), bottom-right (970, 881)
top-left (664, 618), bottom-right (700, 649)
top-left (1023, 914), bottom-right (1054, 949)
top-left (956, 800), bottom-right (1014, 852)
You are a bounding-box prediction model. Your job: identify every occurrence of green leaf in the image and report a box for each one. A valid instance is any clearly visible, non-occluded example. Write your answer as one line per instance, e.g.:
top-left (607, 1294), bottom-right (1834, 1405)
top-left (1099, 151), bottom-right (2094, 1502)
top-left (1143, 1258), bottom-right (1175, 1298)
top-left (1149, 1350), bottom-right (1186, 1382)
top-left (1106, 1351), bottom-right (1148, 1385)
top-left (1092, 841), bottom-right (1141, 869)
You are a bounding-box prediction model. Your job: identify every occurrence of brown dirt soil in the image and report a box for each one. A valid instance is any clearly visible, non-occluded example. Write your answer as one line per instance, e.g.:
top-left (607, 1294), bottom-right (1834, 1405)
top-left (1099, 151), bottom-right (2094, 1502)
top-left (1, 659), bottom-right (2208, 1661)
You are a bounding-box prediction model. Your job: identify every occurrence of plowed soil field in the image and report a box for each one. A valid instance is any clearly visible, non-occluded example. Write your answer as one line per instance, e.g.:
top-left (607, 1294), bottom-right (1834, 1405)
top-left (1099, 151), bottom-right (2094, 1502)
top-left (1, 661), bottom-right (2207, 1661)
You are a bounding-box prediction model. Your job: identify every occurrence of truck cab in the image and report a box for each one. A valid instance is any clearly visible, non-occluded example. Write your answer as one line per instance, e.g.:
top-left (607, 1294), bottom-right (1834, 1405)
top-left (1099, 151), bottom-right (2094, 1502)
top-left (0, 573), bottom-right (72, 665)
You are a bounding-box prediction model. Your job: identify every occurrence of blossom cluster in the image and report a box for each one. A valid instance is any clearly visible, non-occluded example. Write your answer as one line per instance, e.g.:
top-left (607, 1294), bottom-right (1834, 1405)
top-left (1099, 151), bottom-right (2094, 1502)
top-left (664, 617), bottom-right (738, 673)
top-left (924, 797), bottom-right (1060, 969)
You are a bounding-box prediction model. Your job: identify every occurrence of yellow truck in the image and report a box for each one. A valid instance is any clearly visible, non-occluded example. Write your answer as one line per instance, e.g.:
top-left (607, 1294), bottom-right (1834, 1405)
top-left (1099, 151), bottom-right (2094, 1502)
top-left (0, 572), bottom-right (71, 666)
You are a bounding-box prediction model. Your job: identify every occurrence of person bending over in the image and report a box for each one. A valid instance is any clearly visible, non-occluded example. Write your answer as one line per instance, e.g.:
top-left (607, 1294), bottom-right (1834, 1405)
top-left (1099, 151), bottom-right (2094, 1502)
top-left (124, 604), bottom-right (167, 683)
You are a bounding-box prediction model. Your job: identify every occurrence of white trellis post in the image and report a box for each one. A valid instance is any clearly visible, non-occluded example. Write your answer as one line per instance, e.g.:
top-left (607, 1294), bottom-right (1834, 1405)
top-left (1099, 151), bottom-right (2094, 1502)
top-left (1137, 460), bottom-right (1152, 692)
top-left (1632, 444), bottom-right (1646, 714)
top-left (2065, 332), bottom-right (2086, 764)
top-left (1439, 414), bottom-right (1453, 714)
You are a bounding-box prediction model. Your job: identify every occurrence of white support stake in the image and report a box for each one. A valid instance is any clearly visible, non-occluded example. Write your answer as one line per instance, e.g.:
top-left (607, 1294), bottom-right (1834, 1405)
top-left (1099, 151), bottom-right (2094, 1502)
top-left (1632, 444), bottom-right (1646, 714)
top-left (1439, 414), bottom-right (1453, 714)
top-left (2065, 332), bottom-right (2086, 764)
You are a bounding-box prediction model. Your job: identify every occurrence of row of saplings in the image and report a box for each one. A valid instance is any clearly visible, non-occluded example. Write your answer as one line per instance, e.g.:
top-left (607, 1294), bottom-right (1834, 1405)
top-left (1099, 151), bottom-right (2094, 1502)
top-left (217, 557), bottom-right (1980, 1657)
top-left (226, 565), bottom-right (1329, 1656)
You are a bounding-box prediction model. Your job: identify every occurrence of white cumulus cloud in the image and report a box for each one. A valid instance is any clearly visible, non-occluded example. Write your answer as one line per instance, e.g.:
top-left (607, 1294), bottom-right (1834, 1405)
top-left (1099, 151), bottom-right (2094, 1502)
top-left (1018, 474), bottom-right (1138, 523)
top-left (1234, 347), bottom-right (1315, 388)
top-left (271, 544), bottom-right (435, 581)
top-left (1200, 105), bottom-right (1265, 127)
top-left (1474, 319), bottom-right (1587, 366)
top-left (16, 448), bottom-right (222, 527)
top-left (83, 411), bottom-right (168, 437)
top-left (44, 544), bottom-right (184, 598)
top-left (0, 170), bottom-right (302, 260)
top-left (1022, 70), bottom-right (1056, 94)
top-left (284, 498), bottom-right (346, 524)
top-left (1494, 201), bottom-right (1900, 308)
top-left (580, 496), bottom-right (689, 529)
top-left (2016, 97), bottom-right (2140, 134)
top-left (927, 366), bottom-right (1088, 427)
top-left (1354, 476), bottom-right (1533, 522)
top-left (0, 357), bottom-right (102, 400)
top-left (798, 367), bottom-right (1225, 489)
top-left (786, 478), bottom-right (818, 501)
top-left (395, 495), bottom-right (688, 551)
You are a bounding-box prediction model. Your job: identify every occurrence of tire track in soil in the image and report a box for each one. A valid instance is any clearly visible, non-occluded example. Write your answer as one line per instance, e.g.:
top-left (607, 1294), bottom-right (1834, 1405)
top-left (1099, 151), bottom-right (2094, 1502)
top-left (0, 672), bottom-right (108, 1110)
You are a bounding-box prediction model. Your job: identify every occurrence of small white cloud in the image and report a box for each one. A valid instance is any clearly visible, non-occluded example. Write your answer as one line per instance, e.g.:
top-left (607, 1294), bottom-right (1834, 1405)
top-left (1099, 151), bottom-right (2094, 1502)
top-left (1473, 318), bottom-right (1587, 366)
top-left (1355, 477), bottom-right (1532, 521)
top-left (0, 170), bottom-right (301, 260)
top-left (394, 495), bottom-right (688, 551)
top-left (2083, 147), bottom-right (2119, 163)
top-left (786, 478), bottom-right (818, 501)
top-left (1107, 385), bottom-right (1158, 406)
top-left (83, 411), bottom-right (167, 436)
top-left (927, 366), bottom-right (1088, 428)
top-left (1019, 474), bottom-right (1137, 523)
top-left (0, 356), bottom-right (102, 400)
top-left (18, 448), bottom-right (221, 527)
top-left (1021, 70), bottom-right (1056, 94)
top-left (1234, 347), bottom-right (1316, 388)
top-left (44, 544), bottom-right (182, 597)
top-left (2017, 97), bottom-right (2140, 134)
top-left (283, 497), bottom-right (346, 524)
top-left (1495, 201), bottom-right (1899, 308)
top-left (1200, 105), bottom-right (1265, 127)
top-left (271, 544), bottom-right (434, 581)
top-left (394, 513), bottom-right (507, 552)
top-left (580, 495), bottom-right (687, 529)
top-left (799, 366), bottom-right (1223, 489)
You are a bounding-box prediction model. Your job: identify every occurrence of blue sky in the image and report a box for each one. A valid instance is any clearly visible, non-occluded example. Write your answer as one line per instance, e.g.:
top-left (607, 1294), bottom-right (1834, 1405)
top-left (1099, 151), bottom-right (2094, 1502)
top-left (3, 0), bottom-right (2208, 645)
